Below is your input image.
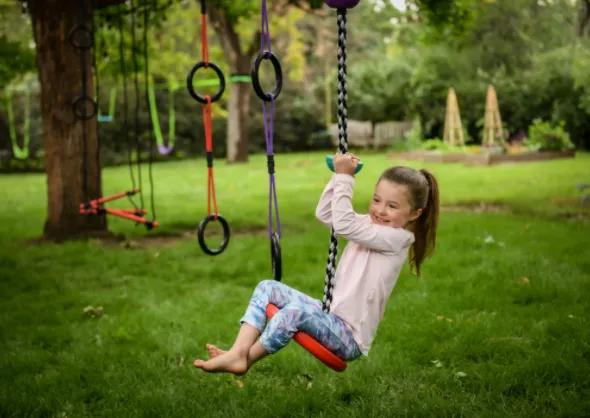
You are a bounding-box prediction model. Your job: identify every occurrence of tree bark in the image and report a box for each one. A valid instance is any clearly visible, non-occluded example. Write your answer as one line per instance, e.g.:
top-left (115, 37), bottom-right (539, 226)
top-left (29, 0), bottom-right (108, 242)
top-left (208, 5), bottom-right (253, 164)
top-left (0, 111), bottom-right (11, 158)
top-left (579, 0), bottom-right (590, 36)
top-left (226, 58), bottom-right (252, 163)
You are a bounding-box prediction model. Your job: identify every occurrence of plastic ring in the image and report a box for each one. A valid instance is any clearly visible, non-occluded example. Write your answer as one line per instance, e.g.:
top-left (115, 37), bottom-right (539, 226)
top-left (270, 232), bottom-right (282, 281)
top-left (186, 61), bottom-right (226, 104)
top-left (324, 0), bottom-right (361, 9)
top-left (251, 51), bottom-right (283, 102)
top-left (68, 24), bottom-right (94, 50)
top-left (325, 155), bottom-right (364, 175)
top-left (72, 94), bottom-right (98, 121)
top-left (197, 214), bottom-right (231, 256)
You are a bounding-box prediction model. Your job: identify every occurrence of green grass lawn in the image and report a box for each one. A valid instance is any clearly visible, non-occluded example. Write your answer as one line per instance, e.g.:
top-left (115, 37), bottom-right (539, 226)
top-left (1, 151), bottom-right (589, 417)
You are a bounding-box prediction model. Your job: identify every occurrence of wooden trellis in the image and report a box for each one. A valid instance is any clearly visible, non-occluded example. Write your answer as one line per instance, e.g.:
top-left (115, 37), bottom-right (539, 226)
top-left (443, 87), bottom-right (465, 146)
top-left (482, 85), bottom-right (504, 147)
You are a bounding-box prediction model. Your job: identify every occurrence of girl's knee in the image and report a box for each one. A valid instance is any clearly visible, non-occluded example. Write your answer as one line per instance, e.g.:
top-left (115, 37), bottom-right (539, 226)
top-left (255, 279), bottom-right (279, 295)
top-left (256, 279), bottom-right (275, 290)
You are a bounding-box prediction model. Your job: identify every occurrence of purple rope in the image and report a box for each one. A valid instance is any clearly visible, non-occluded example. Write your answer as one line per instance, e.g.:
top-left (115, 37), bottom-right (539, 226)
top-left (260, 0), bottom-right (280, 239)
top-left (263, 97), bottom-right (274, 155)
top-left (263, 95), bottom-right (281, 238)
top-left (260, 0), bottom-right (271, 54)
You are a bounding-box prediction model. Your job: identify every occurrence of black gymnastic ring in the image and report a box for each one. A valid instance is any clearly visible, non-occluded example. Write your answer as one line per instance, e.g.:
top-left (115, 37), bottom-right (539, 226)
top-left (186, 61), bottom-right (226, 104)
top-left (270, 232), bottom-right (282, 281)
top-left (72, 94), bottom-right (98, 121)
top-left (197, 214), bottom-right (231, 256)
top-left (251, 51), bottom-right (283, 102)
top-left (68, 24), bottom-right (94, 51)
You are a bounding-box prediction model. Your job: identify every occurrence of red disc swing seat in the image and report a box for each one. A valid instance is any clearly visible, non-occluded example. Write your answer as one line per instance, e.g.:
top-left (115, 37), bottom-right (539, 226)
top-left (265, 304), bottom-right (348, 372)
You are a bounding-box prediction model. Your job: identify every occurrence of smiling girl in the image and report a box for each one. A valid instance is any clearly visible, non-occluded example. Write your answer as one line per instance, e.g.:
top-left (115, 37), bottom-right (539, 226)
top-left (194, 153), bottom-right (440, 375)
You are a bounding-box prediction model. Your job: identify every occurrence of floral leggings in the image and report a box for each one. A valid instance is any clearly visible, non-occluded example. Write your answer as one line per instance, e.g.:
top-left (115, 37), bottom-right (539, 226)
top-left (239, 280), bottom-right (362, 361)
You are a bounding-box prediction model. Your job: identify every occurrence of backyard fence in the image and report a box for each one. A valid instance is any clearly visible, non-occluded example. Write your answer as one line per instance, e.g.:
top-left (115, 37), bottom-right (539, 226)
top-left (328, 119), bottom-right (414, 149)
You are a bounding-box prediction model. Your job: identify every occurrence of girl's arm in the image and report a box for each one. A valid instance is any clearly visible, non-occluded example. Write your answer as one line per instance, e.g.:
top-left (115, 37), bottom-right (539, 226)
top-left (331, 173), bottom-right (413, 253)
top-left (315, 175), bottom-right (336, 227)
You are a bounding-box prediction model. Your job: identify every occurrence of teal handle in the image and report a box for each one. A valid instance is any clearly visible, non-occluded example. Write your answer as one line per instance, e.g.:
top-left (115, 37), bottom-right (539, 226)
top-left (325, 155), bottom-right (364, 175)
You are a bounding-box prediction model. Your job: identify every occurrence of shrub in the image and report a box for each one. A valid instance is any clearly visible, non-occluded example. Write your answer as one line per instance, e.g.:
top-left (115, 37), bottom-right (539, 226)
top-left (420, 138), bottom-right (464, 152)
top-left (526, 119), bottom-right (575, 152)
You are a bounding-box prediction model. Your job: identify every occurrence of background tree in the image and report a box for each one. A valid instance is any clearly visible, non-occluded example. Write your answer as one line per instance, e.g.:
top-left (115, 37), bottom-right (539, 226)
top-left (27, 0), bottom-right (116, 241)
top-left (11, 0), bottom-right (587, 243)
top-left (19, 0), bottom-right (332, 242)
top-left (204, 0), bottom-right (323, 163)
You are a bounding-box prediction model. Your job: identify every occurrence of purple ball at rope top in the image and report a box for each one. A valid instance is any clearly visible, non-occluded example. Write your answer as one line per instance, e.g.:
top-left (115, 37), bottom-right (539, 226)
top-left (324, 0), bottom-right (360, 8)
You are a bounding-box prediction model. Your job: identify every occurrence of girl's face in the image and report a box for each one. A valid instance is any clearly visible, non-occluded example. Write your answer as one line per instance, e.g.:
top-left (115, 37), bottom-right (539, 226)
top-left (369, 180), bottom-right (422, 228)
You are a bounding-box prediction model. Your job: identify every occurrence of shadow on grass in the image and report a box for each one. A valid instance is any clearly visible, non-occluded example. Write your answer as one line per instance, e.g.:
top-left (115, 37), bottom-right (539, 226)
top-left (25, 221), bottom-right (308, 249)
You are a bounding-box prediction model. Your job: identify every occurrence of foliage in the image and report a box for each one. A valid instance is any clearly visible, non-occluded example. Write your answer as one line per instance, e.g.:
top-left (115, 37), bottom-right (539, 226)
top-left (526, 119), bottom-right (575, 152)
top-left (210, 0), bottom-right (258, 24)
top-left (273, 8), bottom-right (306, 82)
top-left (415, 0), bottom-right (478, 43)
top-left (3, 0), bottom-right (590, 167)
top-left (0, 156), bottom-right (44, 173)
top-left (0, 35), bottom-right (35, 88)
top-left (0, 3), bottom-right (35, 87)
top-left (407, 115), bottom-right (423, 143)
top-left (419, 138), bottom-right (457, 151)
top-left (335, 0), bottom-right (590, 150)
top-left (390, 115), bottom-right (423, 151)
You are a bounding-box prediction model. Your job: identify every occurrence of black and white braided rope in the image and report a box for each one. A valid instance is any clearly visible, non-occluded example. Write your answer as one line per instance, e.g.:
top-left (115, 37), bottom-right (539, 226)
top-left (322, 8), bottom-right (348, 313)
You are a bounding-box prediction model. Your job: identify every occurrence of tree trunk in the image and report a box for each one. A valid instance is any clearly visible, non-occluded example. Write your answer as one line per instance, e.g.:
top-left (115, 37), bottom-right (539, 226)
top-left (29, 0), bottom-right (108, 242)
top-left (226, 59), bottom-right (252, 163)
top-left (207, 6), bottom-right (253, 164)
top-left (207, 2), bottom-right (319, 163)
top-left (0, 111), bottom-right (11, 158)
top-left (579, 0), bottom-right (590, 36)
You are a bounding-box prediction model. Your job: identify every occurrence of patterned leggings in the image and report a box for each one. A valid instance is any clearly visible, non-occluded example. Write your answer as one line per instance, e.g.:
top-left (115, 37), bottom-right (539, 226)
top-left (239, 280), bottom-right (362, 361)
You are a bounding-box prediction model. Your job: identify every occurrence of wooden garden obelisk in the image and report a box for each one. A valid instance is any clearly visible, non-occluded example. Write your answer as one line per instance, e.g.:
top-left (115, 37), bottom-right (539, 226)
top-left (482, 85), bottom-right (504, 147)
top-left (443, 87), bottom-right (464, 146)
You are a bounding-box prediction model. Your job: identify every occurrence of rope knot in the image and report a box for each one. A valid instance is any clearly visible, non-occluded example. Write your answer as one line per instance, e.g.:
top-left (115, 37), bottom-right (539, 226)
top-left (267, 154), bottom-right (275, 175)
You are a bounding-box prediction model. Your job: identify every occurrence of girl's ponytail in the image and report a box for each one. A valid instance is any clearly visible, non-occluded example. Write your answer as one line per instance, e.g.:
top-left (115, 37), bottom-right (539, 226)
top-left (409, 169), bottom-right (440, 276)
top-left (378, 166), bottom-right (440, 276)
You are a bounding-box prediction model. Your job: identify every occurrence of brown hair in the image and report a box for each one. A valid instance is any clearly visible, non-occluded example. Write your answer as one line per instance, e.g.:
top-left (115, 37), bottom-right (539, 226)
top-left (378, 166), bottom-right (440, 276)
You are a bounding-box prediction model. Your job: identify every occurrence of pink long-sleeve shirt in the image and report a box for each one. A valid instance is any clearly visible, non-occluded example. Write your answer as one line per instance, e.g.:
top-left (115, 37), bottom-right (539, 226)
top-left (315, 173), bottom-right (415, 355)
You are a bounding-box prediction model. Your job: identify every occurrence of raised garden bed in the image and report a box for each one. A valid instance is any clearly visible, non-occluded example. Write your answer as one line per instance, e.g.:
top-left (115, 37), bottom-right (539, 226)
top-left (422, 152), bottom-right (469, 163)
top-left (387, 150), bottom-right (433, 161)
top-left (464, 150), bottom-right (576, 166)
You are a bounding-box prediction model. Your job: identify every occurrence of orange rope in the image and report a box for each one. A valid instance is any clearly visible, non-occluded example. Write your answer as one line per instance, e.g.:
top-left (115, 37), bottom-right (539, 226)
top-left (200, 8), bottom-right (217, 219)
top-left (202, 96), bottom-right (217, 219)
top-left (201, 13), bottom-right (209, 66)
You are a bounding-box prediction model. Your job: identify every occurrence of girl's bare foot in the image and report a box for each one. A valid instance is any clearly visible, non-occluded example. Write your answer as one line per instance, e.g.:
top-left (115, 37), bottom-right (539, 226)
top-left (206, 344), bottom-right (226, 359)
top-left (194, 349), bottom-right (249, 375)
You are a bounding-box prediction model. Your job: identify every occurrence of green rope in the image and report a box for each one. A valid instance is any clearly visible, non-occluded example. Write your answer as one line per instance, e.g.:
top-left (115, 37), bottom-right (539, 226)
top-left (97, 87), bottom-right (117, 122)
top-left (167, 78), bottom-right (220, 91)
top-left (2, 74), bottom-right (252, 160)
top-left (147, 77), bottom-right (176, 150)
top-left (229, 75), bottom-right (252, 83)
top-left (169, 84), bottom-right (175, 145)
top-left (164, 75), bottom-right (251, 91)
top-left (147, 75), bottom-right (252, 152)
top-left (6, 90), bottom-right (31, 160)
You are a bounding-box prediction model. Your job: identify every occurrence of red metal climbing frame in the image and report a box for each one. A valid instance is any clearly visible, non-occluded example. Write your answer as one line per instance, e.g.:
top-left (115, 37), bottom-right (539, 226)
top-left (79, 189), bottom-right (159, 228)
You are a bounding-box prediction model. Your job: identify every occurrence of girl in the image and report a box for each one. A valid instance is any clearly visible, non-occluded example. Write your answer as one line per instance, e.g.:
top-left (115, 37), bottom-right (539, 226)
top-left (194, 153), bottom-right (440, 375)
